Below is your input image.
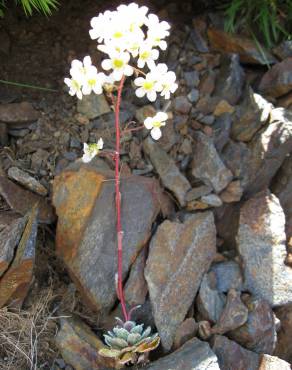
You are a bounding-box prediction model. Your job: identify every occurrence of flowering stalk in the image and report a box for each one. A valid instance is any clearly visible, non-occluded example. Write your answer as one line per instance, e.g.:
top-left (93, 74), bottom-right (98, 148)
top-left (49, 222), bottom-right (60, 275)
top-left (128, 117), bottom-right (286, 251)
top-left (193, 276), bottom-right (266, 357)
top-left (114, 75), bottom-right (128, 322)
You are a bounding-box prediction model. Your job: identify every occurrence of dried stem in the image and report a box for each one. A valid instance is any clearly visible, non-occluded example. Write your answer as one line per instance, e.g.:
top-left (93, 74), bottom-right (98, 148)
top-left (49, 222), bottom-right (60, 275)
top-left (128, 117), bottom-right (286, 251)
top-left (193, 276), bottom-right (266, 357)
top-left (114, 75), bottom-right (128, 322)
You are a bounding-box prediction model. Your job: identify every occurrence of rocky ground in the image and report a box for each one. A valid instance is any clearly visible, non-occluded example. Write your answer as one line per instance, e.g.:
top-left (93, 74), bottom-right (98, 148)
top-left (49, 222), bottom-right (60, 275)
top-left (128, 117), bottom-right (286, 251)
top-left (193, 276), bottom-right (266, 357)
top-left (0, 0), bottom-right (292, 369)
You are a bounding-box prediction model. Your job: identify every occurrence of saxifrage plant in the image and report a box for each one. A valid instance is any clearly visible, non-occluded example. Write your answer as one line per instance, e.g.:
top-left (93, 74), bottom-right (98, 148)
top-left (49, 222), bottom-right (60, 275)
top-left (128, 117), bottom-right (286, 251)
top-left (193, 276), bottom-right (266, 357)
top-left (64, 2), bottom-right (178, 367)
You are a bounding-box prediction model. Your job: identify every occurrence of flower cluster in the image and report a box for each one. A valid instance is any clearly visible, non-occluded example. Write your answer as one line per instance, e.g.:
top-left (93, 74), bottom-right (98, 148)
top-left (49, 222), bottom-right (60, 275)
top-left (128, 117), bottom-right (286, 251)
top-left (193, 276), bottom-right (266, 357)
top-left (64, 3), bottom-right (178, 161)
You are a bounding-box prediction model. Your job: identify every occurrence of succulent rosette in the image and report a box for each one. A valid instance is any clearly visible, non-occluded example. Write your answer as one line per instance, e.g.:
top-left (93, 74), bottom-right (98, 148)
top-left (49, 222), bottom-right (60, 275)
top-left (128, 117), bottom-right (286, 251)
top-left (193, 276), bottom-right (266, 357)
top-left (99, 318), bottom-right (160, 367)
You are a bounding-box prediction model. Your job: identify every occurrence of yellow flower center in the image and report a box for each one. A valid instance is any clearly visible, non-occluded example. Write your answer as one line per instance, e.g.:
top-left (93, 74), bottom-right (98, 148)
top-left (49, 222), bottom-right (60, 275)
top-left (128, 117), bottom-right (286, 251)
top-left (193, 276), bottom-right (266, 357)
top-left (113, 59), bottom-right (124, 69)
top-left (143, 81), bottom-right (154, 90)
top-left (88, 78), bottom-right (96, 86)
top-left (152, 121), bottom-right (161, 128)
top-left (113, 31), bottom-right (123, 39)
top-left (140, 51), bottom-right (150, 60)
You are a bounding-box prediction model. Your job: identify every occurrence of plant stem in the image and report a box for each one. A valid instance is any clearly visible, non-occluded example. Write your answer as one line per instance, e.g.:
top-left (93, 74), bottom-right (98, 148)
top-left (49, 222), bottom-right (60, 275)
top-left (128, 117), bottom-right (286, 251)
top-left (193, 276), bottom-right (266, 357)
top-left (114, 75), bottom-right (128, 322)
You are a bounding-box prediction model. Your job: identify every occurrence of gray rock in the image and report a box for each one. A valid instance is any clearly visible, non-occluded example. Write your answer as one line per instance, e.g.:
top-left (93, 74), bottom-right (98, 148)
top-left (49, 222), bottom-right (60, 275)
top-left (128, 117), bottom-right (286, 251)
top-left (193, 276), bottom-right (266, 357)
top-left (77, 93), bottom-right (110, 119)
top-left (174, 96), bottom-right (192, 115)
top-left (173, 318), bottom-right (198, 350)
top-left (200, 115), bottom-right (215, 125)
top-left (237, 191), bottom-right (292, 307)
top-left (143, 137), bottom-right (191, 206)
top-left (274, 304), bottom-right (292, 363)
top-left (187, 88), bottom-right (199, 103)
top-left (259, 354), bottom-right (291, 370)
top-left (244, 108), bottom-right (292, 196)
top-left (184, 70), bottom-right (200, 88)
top-left (210, 260), bottom-right (243, 293)
top-left (143, 338), bottom-right (220, 370)
top-left (213, 113), bottom-right (232, 152)
top-left (212, 335), bottom-right (260, 370)
top-left (191, 132), bottom-right (233, 193)
top-left (231, 89), bottom-right (273, 142)
top-left (145, 212), bottom-right (216, 350)
top-left (201, 194), bottom-right (223, 207)
top-left (0, 216), bottom-right (26, 277)
top-left (229, 297), bottom-right (277, 354)
top-left (214, 54), bottom-right (245, 105)
top-left (273, 41), bottom-right (292, 60)
top-left (185, 185), bottom-right (212, 201)
top-left (212, 289), bottom-right (248, 335)
top-left (8, 166), bottom-right (48, 196)
top-left (196, 273), bottom-right (226, 323)
top-left (272, 155), bottom-right (292, 240)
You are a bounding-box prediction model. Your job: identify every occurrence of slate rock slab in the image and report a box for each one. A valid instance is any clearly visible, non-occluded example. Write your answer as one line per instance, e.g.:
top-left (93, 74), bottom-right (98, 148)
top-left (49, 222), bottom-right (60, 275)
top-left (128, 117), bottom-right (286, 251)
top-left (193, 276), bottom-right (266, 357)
top-left (0, 205), bottom-right (38, 308)
top-left (53, 163), bottom-right (161, 312)
top-left (210, 260), bottom-right (243, 293)
top-left (143, 338), bottom-right (220, 370)
top-left (0, 102), bottom-right (39, 127)
top-left (145, 212), bottom-right (216, 350)
top-left (0, 216), bottom-right (26, 277)
top-left (55, 316), bottom-right (115, 370)
top-left (231, 89), bottom-right (273, 142)
top-left (0, 176), bottom-right (54, 224)
top-left (259, 57), bottom-right (292, 98)
top-left (143, 137), bottom-right (191, 206)
top-left (237, 191), bottom-right (292, 306)
top-left (191, 132), bottom-right (233, 193)
top-left (229, 297), bottom-right (277, 354)
top-left (258, 354), bottom-right (291, 370)
top-left (8, 166), bottom-right (48, 196)
top-left (212, 335), bottom-right (260, 370)
top-left (77, 93), bottom-right (111, 119)
top-left (244, 107), bottom-right (292, 196)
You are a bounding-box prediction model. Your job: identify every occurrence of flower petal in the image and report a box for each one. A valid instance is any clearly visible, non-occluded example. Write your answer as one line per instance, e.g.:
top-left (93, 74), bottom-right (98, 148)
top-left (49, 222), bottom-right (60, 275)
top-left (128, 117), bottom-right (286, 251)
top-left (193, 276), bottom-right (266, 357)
top-left (151, 127), bottom-right (162, 140)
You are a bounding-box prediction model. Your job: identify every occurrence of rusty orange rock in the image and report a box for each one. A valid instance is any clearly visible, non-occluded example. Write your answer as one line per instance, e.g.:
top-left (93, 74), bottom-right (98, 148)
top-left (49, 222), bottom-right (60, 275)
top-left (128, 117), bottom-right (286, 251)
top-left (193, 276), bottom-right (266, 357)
top-left (0, 205), bottom-right (38, 308)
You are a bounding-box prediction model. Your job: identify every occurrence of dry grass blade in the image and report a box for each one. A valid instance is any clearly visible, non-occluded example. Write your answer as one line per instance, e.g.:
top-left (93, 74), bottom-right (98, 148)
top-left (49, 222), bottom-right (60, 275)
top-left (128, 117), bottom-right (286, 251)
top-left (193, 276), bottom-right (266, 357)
top-left (0, 287), bottom-right (59, 370)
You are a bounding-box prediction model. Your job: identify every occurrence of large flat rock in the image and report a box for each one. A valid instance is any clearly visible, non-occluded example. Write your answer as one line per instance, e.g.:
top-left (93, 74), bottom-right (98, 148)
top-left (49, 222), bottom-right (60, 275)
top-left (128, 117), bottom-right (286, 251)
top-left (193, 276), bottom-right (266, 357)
top-left (237, 191), bottom-right (292, 307)
top-left (53, 163), bottom-right (161, 312)
top-left (145, 212), bottom-right (216, 350)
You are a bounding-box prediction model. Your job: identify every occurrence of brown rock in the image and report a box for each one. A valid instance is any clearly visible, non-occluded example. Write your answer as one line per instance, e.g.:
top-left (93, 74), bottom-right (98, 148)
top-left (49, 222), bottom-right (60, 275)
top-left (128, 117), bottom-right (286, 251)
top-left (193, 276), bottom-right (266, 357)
top-left (0, 211), bottom-right (22, 229)
top-left (212, 335), bottom-right (260, 370)
top-left (245, 107), bottom-right (292, 196)
top-left (8, 166), bottom-right (48, 196)
top-left (53, 163), bottom-right (161, 312)
top-left (0, 205), bottom-right (38, 308)
top-left (135, 105), bottom-right (156, 123)
top-left (196, 96), bottom-right (220, 115)
top-left (259, 57), bottom-right (292, 98)
top-left (207, 28), bottom-right (276, 65)
top-left (213, 100), bottom-right (235, 117)
top-left (55, 316), bottom-right (116, 370)
top-left (0, 176), bottom-right (54, 223)
top-left (199, 70), bottom-right (216, 95)
top-left (145, 212), bottom-right (216, 350)
top-left (274, 303), bottom-right (292, 363)
top-left (0, 102), bottom-right (39, 127)
top-left (198, 321), bottom-right (212, 340)
top-left (214, 203), bottom-right (240, 250)
top-left (220, 180), bottom-right (243, 203)
top-left (258, 354), bottom-right (291, 370)
top-left (212, 289), bottom-right (248, 335)
top-left (228, 297), bottom-right (277, 354)
top-left (124, 248), bottom-right (148, 306)
top-left (173, 318), bottom-right (198, 350)
top-left (231, 89), bottom-right (273, 142)
top-left (191, 132), bottom-right (233, 193)
top-left (0, 216), bottom-right (26, 277)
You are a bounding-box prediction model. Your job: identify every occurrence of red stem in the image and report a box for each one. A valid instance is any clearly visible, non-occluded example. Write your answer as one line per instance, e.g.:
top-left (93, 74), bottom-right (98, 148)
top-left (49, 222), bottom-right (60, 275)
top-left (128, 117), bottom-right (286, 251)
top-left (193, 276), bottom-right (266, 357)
top-left (114, 75), bottom-right (128, 322)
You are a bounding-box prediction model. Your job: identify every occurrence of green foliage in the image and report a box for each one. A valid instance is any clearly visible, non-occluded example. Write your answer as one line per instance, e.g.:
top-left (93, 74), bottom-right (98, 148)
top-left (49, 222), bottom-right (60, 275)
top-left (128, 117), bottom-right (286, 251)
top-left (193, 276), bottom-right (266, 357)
top-left (222, 0), bottom-right (292, 48)
top-left (0, 0), bottom-right (58, 17)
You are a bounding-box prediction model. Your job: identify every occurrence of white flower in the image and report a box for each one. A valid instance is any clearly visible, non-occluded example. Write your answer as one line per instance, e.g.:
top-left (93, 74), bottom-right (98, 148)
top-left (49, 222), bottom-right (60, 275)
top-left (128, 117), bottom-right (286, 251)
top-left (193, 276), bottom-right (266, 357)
top-left (82, 71), bottom-right (106, 95)
top-left (137, 44), bottom-right (159, 69)
top-left (89, 10), bottom-right (114, 43)
top-left (144, 111), bottom-right (168, 140)
top-left (64, 77), bottom-right (83, 99)
top-left (116, 3), bottom-right (148, 29)
top-left (70, 56), bottom-right (92, 81)
top-left (82, 138), bottom-right (104, 163)
top-left (101, 50), bottom-right (133, 81)
top-left (146, 14), bottom-right (170, 50)
top-left (134, 72), bottom-right (162, 102)
top-left (150, 63), bottom-right (178, 99)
